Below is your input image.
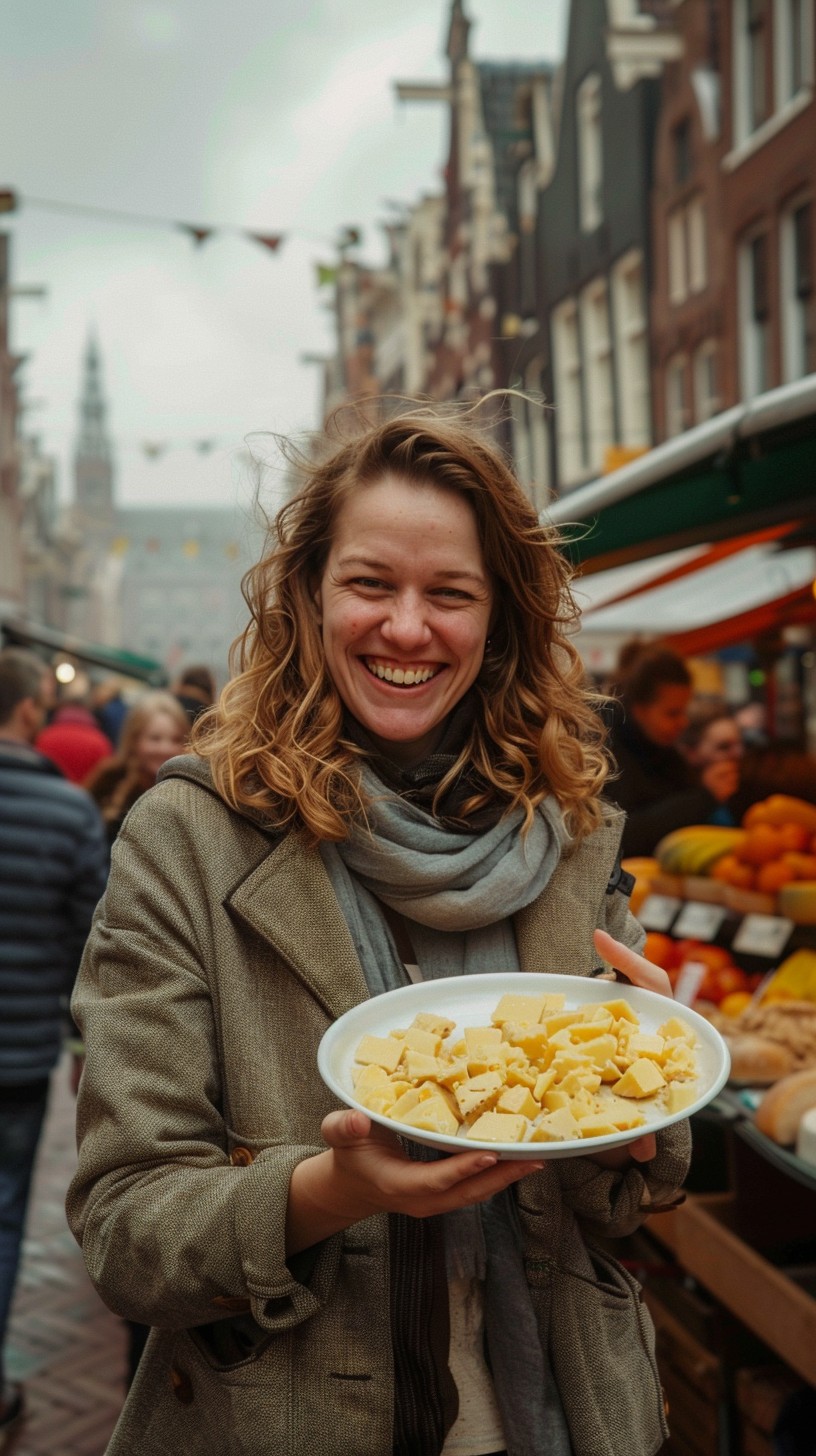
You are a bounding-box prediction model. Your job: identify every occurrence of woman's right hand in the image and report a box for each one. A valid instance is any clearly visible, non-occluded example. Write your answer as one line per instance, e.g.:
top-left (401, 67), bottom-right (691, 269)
top-left (285, 1109), bottom-right (540, 1255)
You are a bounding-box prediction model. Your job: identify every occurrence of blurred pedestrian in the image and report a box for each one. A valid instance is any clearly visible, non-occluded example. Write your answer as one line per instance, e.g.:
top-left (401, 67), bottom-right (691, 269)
top-left (0, 648), bottom-right (108, 1438)
top-left (605, 641), bottom-right (740, 857)
top-left (172, 664), bottom-right (216, 725)
top-left (90, 676), bottom-right (130, 748)
top-left (85, 691), bottom-right (190, 848)
top-left (35, 687), bottom-right (114, 785)
top-left (681, 700), bottom-right (745, 826)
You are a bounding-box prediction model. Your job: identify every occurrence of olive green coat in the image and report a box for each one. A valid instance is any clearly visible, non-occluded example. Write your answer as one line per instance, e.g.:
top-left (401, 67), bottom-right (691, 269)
top-left (67, 758), bottom-right (690, 1456)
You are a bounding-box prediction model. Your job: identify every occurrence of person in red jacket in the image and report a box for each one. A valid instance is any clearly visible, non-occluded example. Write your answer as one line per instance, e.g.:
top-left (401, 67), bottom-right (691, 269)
top-left (35, 696), bottom-right (113, 784)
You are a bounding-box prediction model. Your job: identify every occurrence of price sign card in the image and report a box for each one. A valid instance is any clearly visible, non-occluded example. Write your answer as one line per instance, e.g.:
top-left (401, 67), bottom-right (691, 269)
top-left (731, 914), bottom-right (794, 960)
top-left (672, 901), bottom-right (728, 942)
top-left (638, 894), bottom-right (682, 932)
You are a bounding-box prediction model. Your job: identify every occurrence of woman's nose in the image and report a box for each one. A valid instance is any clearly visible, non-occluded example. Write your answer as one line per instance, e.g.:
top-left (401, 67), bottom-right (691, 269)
top-left (381, 592), bottom-right (433, 649)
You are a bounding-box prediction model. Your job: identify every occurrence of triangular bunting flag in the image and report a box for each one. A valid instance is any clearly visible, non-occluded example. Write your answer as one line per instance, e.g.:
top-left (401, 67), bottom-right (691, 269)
top-left (247, 232), bottom-right (284, 252)
top-left (177, 223), bottom-right (215, 246)
top-left (316, 262), bottom-right (338, 287)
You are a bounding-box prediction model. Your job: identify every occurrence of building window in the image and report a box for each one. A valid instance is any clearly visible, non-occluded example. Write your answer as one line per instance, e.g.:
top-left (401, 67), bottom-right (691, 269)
top-left (775, 0), bottom-right (813, 107)
top-left (665, 355), bottom-right (688, 438)
top-left (693, 341), bottom-right (721, 422)
top-left (612, 250), bottom-right (650, 449)
top-left (781, 198), bottom-right (815, 381)
top-left (577, 73), bottom-right (603, 233)
top-left (581, 279), bottom-right (614, 474)
top-left (667, 194), bottom-right (708, 304)
top-left (739, 231), bottom-right (771, 397)
top-left (673, 117), bottom-right (692, 185)
top-left (734, 0), bottom-right (771, 141)
top-left (551, 298), bottom-right (586, 488)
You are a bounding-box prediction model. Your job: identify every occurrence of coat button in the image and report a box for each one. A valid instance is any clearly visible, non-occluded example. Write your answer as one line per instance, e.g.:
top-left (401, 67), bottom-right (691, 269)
top-left (230, 1146), bottom-right (254, 1166)
top-left (170, 1367), bottom-right (194, 1405)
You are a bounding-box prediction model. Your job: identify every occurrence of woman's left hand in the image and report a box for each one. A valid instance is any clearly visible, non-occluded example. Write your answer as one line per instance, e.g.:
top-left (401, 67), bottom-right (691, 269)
top-left (588, 929), bottom-right (673, 1166)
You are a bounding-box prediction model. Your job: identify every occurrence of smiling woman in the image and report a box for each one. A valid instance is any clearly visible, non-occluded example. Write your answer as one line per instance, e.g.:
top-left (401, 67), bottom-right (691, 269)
top-left (66, 405), bottom-right (690, 1456)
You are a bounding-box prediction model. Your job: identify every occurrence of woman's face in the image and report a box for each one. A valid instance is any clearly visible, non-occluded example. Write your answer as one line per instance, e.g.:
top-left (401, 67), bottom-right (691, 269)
top-left (316, 473), bottom-right (493, 764)
top-left (631, 682), bottom-right (692, 747)
top-left (134, 711), bottom-right (188, 781)
top-left (691, 716), bottom-right (744, 767)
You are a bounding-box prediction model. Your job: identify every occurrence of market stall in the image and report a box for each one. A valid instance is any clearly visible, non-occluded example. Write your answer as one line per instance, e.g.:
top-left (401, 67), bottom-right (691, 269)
top-left (546, 379), bottom-right (816, 1452)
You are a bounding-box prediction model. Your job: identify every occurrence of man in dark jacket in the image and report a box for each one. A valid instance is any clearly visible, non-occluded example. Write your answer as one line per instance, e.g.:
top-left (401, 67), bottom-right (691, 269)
top-left (0, 648), bottom-right (108, 1436)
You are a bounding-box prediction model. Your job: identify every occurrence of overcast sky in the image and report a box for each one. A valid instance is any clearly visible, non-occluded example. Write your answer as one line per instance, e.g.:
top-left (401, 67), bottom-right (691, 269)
top-left (1, 0), bottom-right (567, 511)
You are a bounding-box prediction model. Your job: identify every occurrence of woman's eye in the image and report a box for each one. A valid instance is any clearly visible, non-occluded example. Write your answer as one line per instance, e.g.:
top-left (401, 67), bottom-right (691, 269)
top-left (352, 576), bottom-right (388, 590)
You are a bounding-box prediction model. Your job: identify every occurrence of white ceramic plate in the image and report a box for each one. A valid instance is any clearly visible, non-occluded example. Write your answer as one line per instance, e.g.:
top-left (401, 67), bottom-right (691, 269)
top-left (317, 973), bottom-right (731, 1160)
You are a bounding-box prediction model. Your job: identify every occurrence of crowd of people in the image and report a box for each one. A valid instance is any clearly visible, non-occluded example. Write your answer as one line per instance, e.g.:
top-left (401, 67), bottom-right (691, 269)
top-left (0, 404), bottom-right (801, 1455)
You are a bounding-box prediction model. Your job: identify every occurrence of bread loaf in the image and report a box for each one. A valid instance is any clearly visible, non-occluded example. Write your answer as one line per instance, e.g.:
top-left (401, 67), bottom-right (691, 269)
top-left (726, 1034), bottom-right (794, 1086)
top-left (755, 1068), bottom-right (816, 1145)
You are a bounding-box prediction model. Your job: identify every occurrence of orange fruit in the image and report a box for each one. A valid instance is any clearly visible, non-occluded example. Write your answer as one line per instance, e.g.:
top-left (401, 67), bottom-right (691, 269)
top-left (756, 860), bottom-right (798, 894)
top-left (781, 851), bottom-right (816, 879)
top-left (719, 991), bottom-right (753, 1018)
top-left (736, 825), bottom-right (788, 867)
top-left (642, 932), bottom-right (674, 968)
top-left (777, 823), bottom-right (811, 852)
top-left (710, 854), bottom-right (756, 889)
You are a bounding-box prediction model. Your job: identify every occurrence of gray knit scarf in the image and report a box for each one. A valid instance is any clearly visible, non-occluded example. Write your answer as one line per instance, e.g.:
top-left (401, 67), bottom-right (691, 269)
top-left (321, 765), bottom-right (573, 1456)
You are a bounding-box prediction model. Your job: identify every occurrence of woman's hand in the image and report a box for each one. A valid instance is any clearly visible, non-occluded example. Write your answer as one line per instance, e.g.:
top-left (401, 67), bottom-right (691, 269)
top-left (286, 1109), bottom-right (541, 1255)
top-left (593, 928), bottom-right (672, 997)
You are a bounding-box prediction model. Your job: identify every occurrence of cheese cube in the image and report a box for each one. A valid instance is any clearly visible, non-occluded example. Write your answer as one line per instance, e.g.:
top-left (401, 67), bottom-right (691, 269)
top-left (664, 1082), bottom-right (698, 1113)
top-left (399, 1096), bottom-right (461, 1136)
top-left (354, 1035), bottom-right (403, 1073)
top-left (626, 1033), bottom-right (666, 1061)
top-left (454, 1071), bottom-right (505, 1123)
top-left (411, 1012), bottom-right (456, 1037)
top-left (529, 1106), bottom-right (581, 1142)
top-left (402, 1051), bottom-right (447, 1082)
top-left (352, 1063), bottom-right (390, 1090)
top-left (576, 1115), bottom-right (620, 1138)
top-left (496, 1084), bottom-right (539, 1120)
top-left (491, 993), bottom-right (550, 1026)
top-left (402, 1027), bottom-right (442, 1057)
top-left (599, 999), bottom-right (639, 1024)
top-left (657, 1016), bottom-right (696, 1046)
top-left (466, 1111), bottom-right (528, 1143)
top-left (613, 1058), bottom-right (666, 1098)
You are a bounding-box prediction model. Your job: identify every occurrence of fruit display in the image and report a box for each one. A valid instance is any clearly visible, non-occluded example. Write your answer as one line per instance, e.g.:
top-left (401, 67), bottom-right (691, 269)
top-left (641, 932), bottom-right (758, 1008)
top-left (653, 796), bottom-right (816, 915)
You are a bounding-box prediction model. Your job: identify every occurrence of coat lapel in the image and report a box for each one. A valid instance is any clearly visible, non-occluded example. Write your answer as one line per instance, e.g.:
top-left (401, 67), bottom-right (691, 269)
top-left (226, 831), bottom-right (369, 1022)
top-left (515, 809), bottom-right (625, 976)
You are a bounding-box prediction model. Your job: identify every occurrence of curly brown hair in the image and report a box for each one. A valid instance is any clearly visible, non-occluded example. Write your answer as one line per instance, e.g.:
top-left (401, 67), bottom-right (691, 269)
top-left (193, 408), bottom-right (611, 842)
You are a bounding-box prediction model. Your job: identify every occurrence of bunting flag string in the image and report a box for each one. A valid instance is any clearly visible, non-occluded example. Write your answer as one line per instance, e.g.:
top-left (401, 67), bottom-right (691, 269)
top-left (0, 188), bottom-right (285, 255)
top-left (0, 188), bottom-right (363, 259)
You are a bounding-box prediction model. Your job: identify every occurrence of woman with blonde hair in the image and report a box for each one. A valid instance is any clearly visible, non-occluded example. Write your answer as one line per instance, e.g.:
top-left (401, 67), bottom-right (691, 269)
top-left (85, 690), bottom-right (190, 844)
top-left (68, 409), bottom-right (689, 1456)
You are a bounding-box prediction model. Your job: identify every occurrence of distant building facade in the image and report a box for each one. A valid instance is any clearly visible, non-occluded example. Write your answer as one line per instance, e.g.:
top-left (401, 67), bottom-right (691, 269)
top-left (59, 335), bottom-right (263, 682)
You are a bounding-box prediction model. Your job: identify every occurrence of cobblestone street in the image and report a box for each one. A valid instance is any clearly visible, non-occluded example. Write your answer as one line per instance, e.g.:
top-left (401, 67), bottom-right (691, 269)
top-left (3, 1058), bottom-right (126, 1456)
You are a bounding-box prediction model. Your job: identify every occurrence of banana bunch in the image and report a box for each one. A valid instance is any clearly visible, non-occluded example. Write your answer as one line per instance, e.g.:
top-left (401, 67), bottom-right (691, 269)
top-left (655, 825), bottom-right (747, 877)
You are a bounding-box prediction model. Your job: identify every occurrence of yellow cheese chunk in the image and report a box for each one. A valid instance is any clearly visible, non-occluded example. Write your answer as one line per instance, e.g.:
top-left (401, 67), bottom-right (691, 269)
top-left (354, 1035), bottom-right (403, 1073)
top-left (400, 1096), bottom-right (461, 1135)
top-left (613, 1058), bottom-right (666, 1098)
top-left (496, 1084), bottom-right (539, 1119)
top-left (402, 1027), bottom-right (442, 1057)
top-left (627, 1033), bottom-right (666, 1061)
top-left (529, 1106), bottom-right (581, 1142)
top-left (411, 1012), bottom-right (457, 1037)
top-left (657, 1016), bottom-right (696, 1046)
top-left (491, 992), bottom-right (551, 1026)
top-left (454, 1071), bottom-right (505, 1123)
top-left (466, 1111), bottom-right (528, 1143)
top-left (402, 1051), bottom-right (447, 1082)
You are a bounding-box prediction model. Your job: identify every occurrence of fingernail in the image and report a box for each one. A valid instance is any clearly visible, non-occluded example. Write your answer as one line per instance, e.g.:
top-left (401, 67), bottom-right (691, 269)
top-left (476, 1154), bottom-right (498, 1168)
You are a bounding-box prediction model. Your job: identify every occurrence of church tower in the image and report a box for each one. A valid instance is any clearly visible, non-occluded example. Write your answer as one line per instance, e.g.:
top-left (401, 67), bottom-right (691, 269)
top-left (73, 331), bottom-right (115, 530)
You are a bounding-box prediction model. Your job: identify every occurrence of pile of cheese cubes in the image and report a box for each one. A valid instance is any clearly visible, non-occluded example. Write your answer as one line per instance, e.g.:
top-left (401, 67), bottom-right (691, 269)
top-left (351, 988), bottom-right (699, 1144)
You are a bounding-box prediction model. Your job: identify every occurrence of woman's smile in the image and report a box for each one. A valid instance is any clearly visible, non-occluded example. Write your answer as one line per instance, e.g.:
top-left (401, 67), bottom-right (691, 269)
top-left (316, 473), bottom-right (492, 763)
